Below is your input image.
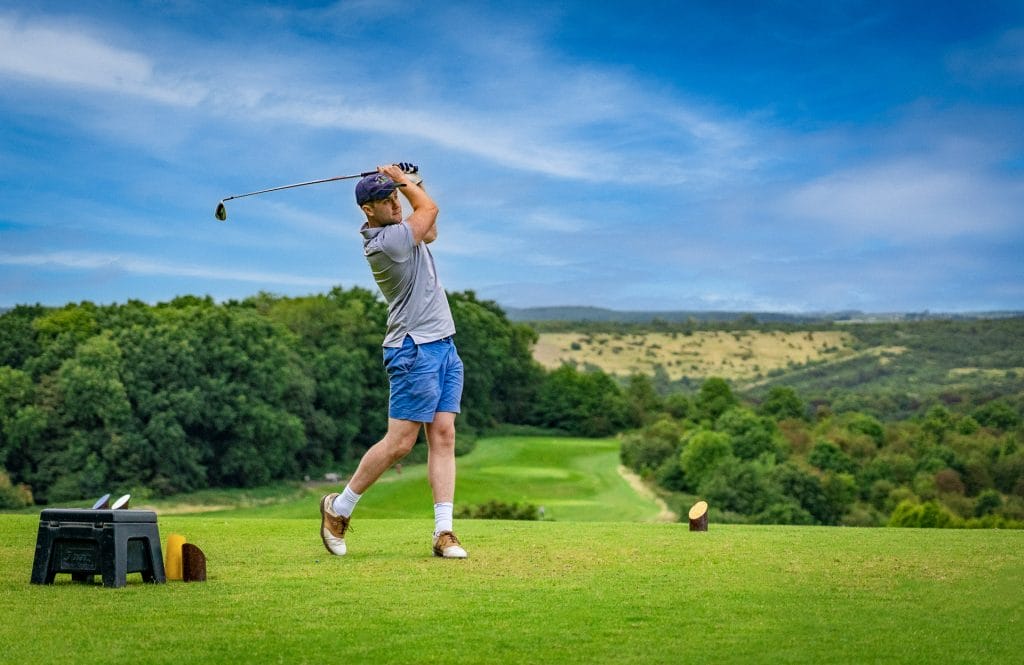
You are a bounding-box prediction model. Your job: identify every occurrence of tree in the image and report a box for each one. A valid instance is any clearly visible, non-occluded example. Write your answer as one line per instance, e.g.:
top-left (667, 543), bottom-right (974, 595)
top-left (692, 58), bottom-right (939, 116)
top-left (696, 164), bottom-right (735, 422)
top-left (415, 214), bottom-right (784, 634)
top-left (973, 400), bottom-right (1020, 431)
top-left (679, 429), bottom-right (733, 490)
top-left (759, 386), bottom-right (807, 421)
top-left (531, 365), bottom-right (633, 437)
top-left (619, 417), bottom-right (684, 474)
top-left (771, 462), bottom-right (847, 525)
top-left (716, 407), bottom-right (782, 461)
top-left (808, 441), bottom-right (856, 474)
top-left (625, 373), bottom-right (663, 425)
top-left (700, 457), bottom-right (779, 515)
top-left (695, 377), bottom-right (737, 422)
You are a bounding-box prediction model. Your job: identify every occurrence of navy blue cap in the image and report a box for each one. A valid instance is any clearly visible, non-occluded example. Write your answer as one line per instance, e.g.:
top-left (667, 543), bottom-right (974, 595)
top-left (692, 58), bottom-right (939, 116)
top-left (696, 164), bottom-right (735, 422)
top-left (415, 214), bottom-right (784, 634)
top-left (355, 173), bottom-right (405, 205)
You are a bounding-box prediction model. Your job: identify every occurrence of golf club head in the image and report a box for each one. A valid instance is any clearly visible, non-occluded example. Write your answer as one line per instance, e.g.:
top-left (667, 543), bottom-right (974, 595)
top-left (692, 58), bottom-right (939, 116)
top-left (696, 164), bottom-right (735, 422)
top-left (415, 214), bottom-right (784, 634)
top-left (111, 494), bottom-right (131, 510)
top-left (91, 493), bottom-right (111, 510)
top-left (215, 201), bottom-right (227, 221)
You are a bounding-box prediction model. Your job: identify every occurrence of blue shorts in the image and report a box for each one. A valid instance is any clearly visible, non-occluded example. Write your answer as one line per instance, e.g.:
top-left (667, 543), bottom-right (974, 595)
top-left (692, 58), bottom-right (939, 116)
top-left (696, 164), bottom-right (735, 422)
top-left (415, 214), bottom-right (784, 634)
top-left (383, 335), bottom-right (464, 423)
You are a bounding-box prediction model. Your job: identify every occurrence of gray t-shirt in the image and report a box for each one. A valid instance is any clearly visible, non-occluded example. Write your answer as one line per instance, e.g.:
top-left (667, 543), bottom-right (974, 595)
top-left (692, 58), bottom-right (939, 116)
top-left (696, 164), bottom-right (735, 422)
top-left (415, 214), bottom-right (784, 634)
top-left (360, 220), bottom-right (456, 347)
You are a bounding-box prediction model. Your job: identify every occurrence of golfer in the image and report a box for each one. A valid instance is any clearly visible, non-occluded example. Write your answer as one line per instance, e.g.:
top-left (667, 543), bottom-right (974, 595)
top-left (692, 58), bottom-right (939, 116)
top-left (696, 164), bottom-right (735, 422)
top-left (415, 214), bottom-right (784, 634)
top-left (320, 163), bottom-right (468, 559)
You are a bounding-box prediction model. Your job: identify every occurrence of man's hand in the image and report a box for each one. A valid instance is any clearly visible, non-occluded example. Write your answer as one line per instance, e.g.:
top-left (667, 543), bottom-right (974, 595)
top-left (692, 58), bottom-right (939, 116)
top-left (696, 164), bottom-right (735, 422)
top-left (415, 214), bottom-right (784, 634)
top-left (378, 163), bottom-right (437, 244)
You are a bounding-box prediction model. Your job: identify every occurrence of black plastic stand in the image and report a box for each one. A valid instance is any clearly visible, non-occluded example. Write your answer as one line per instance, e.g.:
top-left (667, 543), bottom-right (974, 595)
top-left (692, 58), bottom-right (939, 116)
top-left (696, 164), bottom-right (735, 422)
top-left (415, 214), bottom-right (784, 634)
top-left (30, 508), bottom-right (166, 588)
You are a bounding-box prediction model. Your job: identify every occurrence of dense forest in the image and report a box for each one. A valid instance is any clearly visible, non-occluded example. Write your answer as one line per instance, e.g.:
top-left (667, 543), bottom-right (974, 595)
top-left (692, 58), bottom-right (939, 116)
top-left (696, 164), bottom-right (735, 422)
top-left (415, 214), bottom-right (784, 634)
top-left (620, 378), bottom-right (1024, 528)
top-left (0, 289), bottom-right (635, 506)
top-left (2, 292), bottom-right (1022, 529)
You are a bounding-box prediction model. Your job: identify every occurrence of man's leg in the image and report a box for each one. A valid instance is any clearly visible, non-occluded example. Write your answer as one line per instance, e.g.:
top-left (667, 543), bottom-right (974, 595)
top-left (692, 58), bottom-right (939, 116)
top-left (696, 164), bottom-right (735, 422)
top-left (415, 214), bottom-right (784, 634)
top-left (425, 411), bottom-right (457, 504)
top-left (426, 412), bottom-right (467, 558)
top-left (320, 418), bottom-right (421, 556)
top-left (349, 418), bottom-right (423, 494)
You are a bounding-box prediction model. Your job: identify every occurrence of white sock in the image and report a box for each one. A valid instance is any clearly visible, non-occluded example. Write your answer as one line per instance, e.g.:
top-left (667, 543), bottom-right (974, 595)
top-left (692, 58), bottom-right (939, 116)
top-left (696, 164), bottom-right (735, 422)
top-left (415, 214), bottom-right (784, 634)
top-left (332, 486), bottom-right (362, 518)
top-left (434, 502), bottom-right (454, 536)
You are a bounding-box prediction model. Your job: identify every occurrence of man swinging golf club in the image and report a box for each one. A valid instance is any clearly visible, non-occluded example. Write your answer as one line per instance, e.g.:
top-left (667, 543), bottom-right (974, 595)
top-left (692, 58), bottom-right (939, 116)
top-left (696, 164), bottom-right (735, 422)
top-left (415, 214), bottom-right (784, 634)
top-left (320, 163), bottom-right (468, 559)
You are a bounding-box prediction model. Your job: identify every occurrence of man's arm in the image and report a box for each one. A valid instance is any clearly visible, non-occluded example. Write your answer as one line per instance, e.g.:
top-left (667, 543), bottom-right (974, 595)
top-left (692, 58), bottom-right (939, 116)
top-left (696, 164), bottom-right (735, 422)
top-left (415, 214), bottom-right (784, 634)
top-left (419, 179), bottom-right (437, 243)
top-left (379, 164), bottom-right (438, 244)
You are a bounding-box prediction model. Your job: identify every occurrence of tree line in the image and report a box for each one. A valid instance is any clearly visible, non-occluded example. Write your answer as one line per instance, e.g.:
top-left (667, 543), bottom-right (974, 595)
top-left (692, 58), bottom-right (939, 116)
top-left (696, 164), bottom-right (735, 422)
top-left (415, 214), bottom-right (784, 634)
top-left (3, 291), bottom-right (1021, 530)
top-left (620, 379), bottom-right (1024, 528)
top-left (0, 289), bottom-right (639, 505)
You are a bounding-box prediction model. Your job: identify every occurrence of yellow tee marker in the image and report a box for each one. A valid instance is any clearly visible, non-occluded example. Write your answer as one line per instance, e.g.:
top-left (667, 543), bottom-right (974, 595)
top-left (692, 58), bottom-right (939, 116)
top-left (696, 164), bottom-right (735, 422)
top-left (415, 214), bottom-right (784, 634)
top-left (165, 534), bottom-right (187, 581)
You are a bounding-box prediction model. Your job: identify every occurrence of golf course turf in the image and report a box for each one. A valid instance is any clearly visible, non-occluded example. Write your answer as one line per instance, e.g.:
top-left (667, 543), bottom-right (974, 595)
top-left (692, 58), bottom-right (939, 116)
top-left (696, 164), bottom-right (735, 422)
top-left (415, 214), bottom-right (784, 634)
top-left (2, 436), bottom-right (1021, 663)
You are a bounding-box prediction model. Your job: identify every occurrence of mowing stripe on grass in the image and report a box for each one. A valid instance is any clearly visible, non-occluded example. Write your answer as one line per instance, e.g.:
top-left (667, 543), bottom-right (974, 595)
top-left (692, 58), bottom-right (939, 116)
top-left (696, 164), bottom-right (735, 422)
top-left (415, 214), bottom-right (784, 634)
top-left (177, 436), bottom-right (664, 523)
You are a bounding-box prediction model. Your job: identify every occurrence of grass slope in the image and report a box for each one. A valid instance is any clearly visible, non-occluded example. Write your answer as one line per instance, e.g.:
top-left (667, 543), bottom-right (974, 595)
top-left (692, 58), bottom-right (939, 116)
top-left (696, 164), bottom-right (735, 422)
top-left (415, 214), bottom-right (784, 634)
top-left (152, 436), bottom-right (662, 523)
top-left (2, 516), bottom-right (1021, 664)
top-left (532, 330), bottom-right (855, 381)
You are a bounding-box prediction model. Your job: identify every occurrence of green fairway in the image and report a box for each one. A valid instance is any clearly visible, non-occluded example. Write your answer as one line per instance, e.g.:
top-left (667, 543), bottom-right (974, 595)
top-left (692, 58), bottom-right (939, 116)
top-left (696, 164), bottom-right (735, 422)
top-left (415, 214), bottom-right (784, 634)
top-left (2, 515), bottom-right (1021, 664)
top-left (173, 436), bottom-right (664, 523)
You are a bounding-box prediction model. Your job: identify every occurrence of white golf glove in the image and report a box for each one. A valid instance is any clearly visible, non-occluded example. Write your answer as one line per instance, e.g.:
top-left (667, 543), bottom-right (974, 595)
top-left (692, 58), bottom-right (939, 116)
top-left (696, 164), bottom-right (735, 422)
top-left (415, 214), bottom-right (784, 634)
top-left (396, 162), bottom-right (422, 186)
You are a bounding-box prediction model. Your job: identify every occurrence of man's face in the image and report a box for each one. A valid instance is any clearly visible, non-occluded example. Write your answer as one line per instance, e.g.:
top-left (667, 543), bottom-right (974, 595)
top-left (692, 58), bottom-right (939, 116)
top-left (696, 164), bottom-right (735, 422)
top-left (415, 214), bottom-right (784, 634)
top-left (364, 191), bottom-right (402, 225)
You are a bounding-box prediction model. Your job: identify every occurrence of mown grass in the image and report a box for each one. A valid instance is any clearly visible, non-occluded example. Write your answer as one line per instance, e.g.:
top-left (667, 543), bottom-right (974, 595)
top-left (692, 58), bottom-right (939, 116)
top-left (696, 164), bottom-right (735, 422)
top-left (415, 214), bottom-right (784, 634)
top-left (2, 515), bottom-right (1021, 664)
top-left (143, 436), bottom-right (662, 523)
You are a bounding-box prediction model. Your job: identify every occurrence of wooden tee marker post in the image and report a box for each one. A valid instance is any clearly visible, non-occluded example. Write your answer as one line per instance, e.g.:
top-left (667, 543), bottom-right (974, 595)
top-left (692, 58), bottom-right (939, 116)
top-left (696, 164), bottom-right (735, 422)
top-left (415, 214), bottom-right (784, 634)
top-left (688, 500), bottom-right (709, 531)
top-left (182, 544), bottom-right (207, 582)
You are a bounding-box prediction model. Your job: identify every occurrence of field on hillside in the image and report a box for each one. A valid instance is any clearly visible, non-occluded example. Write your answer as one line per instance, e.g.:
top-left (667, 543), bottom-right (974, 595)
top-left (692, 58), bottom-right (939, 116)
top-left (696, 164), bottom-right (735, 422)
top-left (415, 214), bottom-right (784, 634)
top-left (532, 330), bottom-right (856, 381)
top-left (2, 516), bottom-right (1021, 664)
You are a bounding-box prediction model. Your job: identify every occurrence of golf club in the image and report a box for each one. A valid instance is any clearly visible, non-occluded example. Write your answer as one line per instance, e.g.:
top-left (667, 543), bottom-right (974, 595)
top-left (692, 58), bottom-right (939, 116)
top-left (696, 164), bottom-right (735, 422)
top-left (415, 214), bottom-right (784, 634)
top-left (214, 163), bottom-right (418, 221)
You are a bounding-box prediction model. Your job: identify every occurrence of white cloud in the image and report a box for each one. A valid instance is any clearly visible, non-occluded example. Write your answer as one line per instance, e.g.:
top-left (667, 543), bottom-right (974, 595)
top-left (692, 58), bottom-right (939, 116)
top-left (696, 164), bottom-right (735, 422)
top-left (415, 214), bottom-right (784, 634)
top-left (777, 159), bottom-right (1021, 239)
top-left (0, 9), bottom-right (759, 188)
top-left (0, 251), bottom-right (339, 288)
top-left (0, 13), bottom-right (204, 105)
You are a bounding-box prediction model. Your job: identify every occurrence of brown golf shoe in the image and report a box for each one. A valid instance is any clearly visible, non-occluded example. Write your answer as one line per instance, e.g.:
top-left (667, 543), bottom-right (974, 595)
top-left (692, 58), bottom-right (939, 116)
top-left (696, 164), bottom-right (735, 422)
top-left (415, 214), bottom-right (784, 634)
top-left (320, 493), bottom-right (351, 556)
top-left (432, 531), bottom-right (468, 558)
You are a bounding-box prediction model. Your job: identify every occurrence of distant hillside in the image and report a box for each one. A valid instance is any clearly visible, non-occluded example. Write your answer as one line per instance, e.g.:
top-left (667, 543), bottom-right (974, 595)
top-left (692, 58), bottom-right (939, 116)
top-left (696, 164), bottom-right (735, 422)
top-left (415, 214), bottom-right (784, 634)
top-left (503, 305), bottom-right (1023, 324)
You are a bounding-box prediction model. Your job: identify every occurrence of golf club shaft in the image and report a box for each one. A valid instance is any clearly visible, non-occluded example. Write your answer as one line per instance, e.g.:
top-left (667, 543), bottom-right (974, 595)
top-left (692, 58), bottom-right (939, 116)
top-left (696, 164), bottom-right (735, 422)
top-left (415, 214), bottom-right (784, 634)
top-left (222, 171), bottom-right (377, 202)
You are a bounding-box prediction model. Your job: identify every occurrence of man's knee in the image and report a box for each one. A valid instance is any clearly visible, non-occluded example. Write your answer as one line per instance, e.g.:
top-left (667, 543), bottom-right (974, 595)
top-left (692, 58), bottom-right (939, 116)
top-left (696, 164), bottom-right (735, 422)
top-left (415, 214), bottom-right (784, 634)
top-left (428, 420), bottom-right (456, 451)
top-left (384, 426), bottom-right (419, 459)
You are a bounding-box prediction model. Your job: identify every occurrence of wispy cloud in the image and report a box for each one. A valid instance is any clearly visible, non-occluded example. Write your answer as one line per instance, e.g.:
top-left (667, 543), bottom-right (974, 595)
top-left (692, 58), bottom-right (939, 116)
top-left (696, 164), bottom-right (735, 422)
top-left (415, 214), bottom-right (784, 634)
top-left (777, 159), bottom-right (1022, 240)
top-left (1, 9), bottom-right (757, 186)
top-left (0, 251), bottom-right (338, 288)
top-left (0, 13), bottom-right (204, 105)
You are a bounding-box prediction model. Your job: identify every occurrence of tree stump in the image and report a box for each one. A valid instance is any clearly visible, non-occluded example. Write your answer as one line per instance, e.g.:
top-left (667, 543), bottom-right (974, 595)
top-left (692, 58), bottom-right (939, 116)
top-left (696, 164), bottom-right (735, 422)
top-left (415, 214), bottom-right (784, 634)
top-left (182, 543), bottom-right (207, 582)
top-left (688, 500), bottom-right (709, 531)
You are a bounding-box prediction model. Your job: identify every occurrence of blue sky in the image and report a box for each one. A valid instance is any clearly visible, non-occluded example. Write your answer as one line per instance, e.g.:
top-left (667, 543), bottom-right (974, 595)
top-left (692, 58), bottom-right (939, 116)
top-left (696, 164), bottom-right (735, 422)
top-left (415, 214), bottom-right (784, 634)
top-left (1, 1), bottom-right (1022, 313)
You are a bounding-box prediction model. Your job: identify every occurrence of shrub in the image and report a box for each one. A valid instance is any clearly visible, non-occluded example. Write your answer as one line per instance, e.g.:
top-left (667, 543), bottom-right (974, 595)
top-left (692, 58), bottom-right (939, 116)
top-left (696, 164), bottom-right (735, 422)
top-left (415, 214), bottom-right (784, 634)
top-left (0, 469), bottom-right (33, 508)
top-left (456, 500), bottom-right (540, 520)
top-left (756, 500), bottom-right (815, 525)
top-left (619, 417), bottom-right (685, 474)
top-left (841, 504), bottom-right (883, 527)
top-left (974, 489), bottom-right (1003, 517)
top-left (888, 499), bottom-right (961, 528)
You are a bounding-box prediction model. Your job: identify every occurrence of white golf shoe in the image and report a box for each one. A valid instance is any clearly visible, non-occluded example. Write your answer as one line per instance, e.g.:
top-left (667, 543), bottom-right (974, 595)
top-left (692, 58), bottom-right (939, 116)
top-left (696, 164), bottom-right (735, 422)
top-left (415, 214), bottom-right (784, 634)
top-left (320, 493), bottom-right (350, 556)
top-left (432, 531), bottom-right (468, 558)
